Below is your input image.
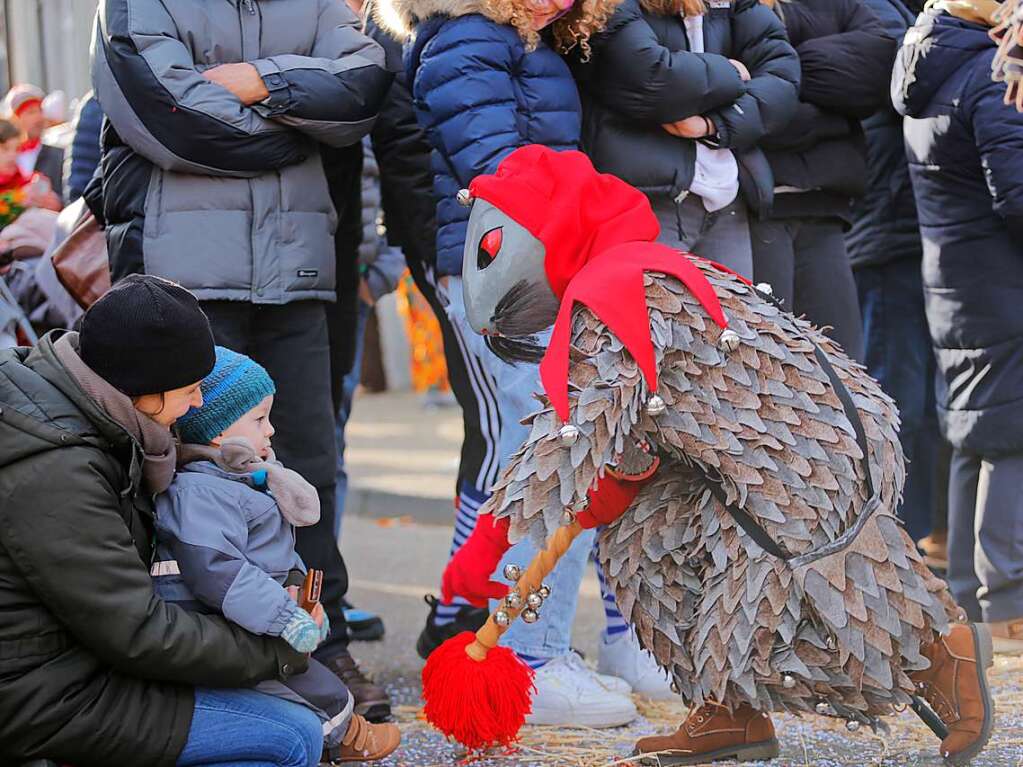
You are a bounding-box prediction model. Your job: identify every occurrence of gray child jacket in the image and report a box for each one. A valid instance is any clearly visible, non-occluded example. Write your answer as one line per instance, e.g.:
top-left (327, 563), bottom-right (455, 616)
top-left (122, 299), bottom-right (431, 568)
top-left (153, 461), bottom-right (305, 637)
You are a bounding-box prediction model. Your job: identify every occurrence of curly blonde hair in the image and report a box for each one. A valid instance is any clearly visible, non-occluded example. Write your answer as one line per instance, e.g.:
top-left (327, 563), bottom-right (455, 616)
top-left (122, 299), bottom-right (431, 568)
top-left (480, 0), bottom-right (622, 58)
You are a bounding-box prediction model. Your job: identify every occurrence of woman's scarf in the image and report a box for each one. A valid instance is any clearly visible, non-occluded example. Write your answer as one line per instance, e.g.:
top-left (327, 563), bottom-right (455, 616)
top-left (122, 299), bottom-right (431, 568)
top-left (54, 332), bottom-right (177, 495)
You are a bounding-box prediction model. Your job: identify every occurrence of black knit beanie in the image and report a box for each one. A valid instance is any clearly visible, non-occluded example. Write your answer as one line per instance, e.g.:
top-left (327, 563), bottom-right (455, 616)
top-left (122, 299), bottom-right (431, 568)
top-left (79, 275), bottom-right (216, 396)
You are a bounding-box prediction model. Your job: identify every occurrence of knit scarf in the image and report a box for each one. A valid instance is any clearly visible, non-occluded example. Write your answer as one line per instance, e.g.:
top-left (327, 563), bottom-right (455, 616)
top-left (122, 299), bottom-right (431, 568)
top-left (928, 0), bottom-right (1002, 25)
top-left (54, 333), bottom-right (177, 495)
top-left (178, 439), bottom-right (321, 527)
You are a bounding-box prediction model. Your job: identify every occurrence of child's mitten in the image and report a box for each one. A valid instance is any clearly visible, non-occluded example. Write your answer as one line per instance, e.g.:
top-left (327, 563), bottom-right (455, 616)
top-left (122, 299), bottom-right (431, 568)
top-left (319, 611), bottom-right (331, 644)
top-left (282, 610), bottom-right (322, 653)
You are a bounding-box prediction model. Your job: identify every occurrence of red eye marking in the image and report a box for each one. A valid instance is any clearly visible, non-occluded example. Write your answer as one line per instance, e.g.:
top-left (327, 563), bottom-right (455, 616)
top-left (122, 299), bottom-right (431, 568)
top-left (478, 227), bottom-right (503, 270)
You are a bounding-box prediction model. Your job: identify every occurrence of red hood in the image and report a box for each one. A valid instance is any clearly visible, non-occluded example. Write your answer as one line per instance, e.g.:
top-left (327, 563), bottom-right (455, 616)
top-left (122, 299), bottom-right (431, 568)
top-left (469, 146), bottom-right (661, 297)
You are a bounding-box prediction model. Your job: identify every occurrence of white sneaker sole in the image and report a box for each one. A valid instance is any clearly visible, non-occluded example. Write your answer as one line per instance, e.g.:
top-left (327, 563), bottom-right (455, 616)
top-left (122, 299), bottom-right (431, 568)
top-left (526, 703), bottom-right (638, 728)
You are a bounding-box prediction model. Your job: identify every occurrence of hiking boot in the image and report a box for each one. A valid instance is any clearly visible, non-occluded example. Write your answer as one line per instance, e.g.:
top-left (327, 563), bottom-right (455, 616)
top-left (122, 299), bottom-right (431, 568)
top-left (415, 594), bottom-right (488, 660)
top-left (911, 623), bottom-right (995, 765)
top-left (323, 649), bottom-right (392, 723)
top-left (989, 617), bottom-right (1023, 655)
top-left (342, 599), bottom-right (385, 642)
top-left (917, 530), bottom-right (949, 571)
top-left (325, 713), bottom-right (400, 763)
top-left (633, 702), bottom-right (779, 766)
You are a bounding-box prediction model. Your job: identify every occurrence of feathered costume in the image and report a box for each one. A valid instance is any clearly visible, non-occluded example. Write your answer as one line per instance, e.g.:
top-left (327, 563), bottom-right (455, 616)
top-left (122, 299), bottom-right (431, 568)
top-left (424, 146), bottom-right (992, 765)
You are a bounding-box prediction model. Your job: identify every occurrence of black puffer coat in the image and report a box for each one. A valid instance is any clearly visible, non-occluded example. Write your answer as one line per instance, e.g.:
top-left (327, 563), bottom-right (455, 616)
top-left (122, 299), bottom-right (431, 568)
top-left (845, 0), bottom-right (921, 268)
top-left (893, 9), bottom-right (1023, 454)
top-left (760, 0), bottom-right (895, 224)
top-left (0, 333), bottom-right (305, 767)
top-left (572, 0), bottom-right (800, 218)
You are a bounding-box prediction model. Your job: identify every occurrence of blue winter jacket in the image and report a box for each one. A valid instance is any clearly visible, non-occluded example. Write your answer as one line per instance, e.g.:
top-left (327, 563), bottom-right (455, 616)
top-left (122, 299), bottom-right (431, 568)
top-left (893, 9), bottom-right (1023, 454)
top-left (401, 1), bottom-right (581, 276)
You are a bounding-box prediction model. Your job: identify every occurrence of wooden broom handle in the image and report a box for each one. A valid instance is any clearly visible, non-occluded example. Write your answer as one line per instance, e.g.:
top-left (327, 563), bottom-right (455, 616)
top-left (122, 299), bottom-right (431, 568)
top-left (465, 519), bottom-right (584, 662)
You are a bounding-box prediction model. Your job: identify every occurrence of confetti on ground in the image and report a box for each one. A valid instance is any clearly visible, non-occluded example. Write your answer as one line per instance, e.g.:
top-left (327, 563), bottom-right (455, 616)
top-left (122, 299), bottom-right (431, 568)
top-left (369, 656), bottom-right (1023, 767)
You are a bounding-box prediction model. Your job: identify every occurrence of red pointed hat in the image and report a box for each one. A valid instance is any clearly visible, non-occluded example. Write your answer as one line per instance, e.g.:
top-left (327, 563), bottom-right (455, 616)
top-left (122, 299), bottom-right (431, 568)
top-left (469, 146), bottom-right (729, 420)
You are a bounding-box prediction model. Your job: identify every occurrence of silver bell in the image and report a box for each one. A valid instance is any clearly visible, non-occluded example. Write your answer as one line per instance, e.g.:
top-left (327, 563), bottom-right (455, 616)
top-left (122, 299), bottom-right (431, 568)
top-left (782, 674), bottom-right (796, 689)
top-left (521, 608), bottom-right (540, 624)
top-left (718, 329), bottom-right (741, 352)
top-left (505, 591), bottom-right (523, 610)
top-left (456, 188), bottom-right (473, 207)
top-left (670, 681), bottom-right (680, 694)
top-left (755, 282), bottom-right (774, 296)
top-left (826, 636), bottom-right (837, 651)
top-left (645, 394), bottom-right (666, 416)
top-left (526, 592), bottom-right (544, 610)
top-left (558, 424), bottom-right (580, 447)
top-left (503, 563), bottom-right (522, 582)
top-left (494, 610), bottom-right (511, 627)
top-left (538, 584), bottom-right (552, 600)
top-left (846, 720), bottom-right (861, 733)
top-left (560, 509), bottom-right (577, 527)
top-left (815, 701), bottom-right (831, 716)
top-left (573, 497), bottom-right (590, 512)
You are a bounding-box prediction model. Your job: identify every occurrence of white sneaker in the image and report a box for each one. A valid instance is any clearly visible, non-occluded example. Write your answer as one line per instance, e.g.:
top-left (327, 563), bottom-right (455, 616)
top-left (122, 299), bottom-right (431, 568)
top-left (597, 630), bottom-right (674, 700)
top-left (594, 670), bottom-right (633, 696)
top-left (525, 653), bottom-right (638, 727)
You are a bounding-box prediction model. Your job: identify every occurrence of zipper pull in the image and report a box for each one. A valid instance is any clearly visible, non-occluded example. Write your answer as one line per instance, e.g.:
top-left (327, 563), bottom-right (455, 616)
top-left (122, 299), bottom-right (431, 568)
top-left (244, 0), bottom-right (256, 14)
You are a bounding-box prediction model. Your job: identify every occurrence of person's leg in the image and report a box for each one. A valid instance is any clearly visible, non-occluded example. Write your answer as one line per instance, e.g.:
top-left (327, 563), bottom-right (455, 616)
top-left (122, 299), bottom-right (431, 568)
top-left (693, 199), bottom-right (754, 280)
top-left (792, 219), bottom-right (865, 362)
top-left (176, 688), bottom-right (321, 767)
top-left (335, 300), bottom-right (371, 538)
top-left (948, 449), bottom-right (983, 621)
top-left (974, 453), bottom-right (1023, 623)
top-left (651, 193), bottom-right (707, 253)
top-left (750, 218), bottom-right (796, 307)
top-left (855, 259), bottom-right (941, 541)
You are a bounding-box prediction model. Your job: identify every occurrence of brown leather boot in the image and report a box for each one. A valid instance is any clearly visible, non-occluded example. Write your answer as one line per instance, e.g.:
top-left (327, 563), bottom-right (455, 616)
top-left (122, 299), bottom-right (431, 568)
top-left (633, 702), bottom-right (779, 765)
top-left (326, 714), bottom-right (400, 763)
top-left (323, 649), bottom-right (392, 723)
top-left (911, 623), bottom-right (995, 766)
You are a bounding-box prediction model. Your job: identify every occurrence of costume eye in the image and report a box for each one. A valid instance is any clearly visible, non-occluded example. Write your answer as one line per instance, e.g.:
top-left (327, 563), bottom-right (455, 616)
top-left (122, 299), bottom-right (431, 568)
top-left (477, 227), bottom-right (503, 270)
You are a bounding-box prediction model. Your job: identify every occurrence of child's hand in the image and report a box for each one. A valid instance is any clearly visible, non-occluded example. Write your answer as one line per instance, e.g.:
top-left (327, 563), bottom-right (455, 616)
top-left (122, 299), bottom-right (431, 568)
top-left (310, 603), bottom-right (331, 643)
top-left (281, 610), bottom-right (322, 653)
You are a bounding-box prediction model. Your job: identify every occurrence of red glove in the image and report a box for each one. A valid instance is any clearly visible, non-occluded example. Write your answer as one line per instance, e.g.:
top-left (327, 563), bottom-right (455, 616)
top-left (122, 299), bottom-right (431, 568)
top-left (441, 513), bottom-right (512, 608)
top-left (575, 457), bottom-right (660, 529)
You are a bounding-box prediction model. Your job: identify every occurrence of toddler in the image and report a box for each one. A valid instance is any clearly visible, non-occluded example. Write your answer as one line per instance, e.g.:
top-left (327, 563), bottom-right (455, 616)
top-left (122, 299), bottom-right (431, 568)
top-left (152, 346), bottom-right (400, 763)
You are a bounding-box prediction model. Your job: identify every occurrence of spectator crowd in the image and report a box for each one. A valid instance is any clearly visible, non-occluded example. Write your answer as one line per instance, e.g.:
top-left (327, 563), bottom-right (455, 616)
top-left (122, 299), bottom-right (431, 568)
top-left (0, 0), bottom-right (1021, 764)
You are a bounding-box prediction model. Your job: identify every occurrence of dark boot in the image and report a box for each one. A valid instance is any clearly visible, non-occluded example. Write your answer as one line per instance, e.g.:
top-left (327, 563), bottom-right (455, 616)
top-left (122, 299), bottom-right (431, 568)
top-left (323, 649), bottom-right (391, 723)
top-left (634, 702), bottom-right (779, 766)
top-left (911, 623), bottom-right (995, 766)
top-left (415, 594), bottom-right (488, 660)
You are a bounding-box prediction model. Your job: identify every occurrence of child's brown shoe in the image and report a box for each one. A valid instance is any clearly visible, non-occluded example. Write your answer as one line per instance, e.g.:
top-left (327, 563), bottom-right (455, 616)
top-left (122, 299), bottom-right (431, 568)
top-left (330, 714), bottom-right (400, 763)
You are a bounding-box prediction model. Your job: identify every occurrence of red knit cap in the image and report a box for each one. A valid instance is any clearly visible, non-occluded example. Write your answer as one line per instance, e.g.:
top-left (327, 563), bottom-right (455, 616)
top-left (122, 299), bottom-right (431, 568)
top-left (468, 146), bottom-right (661, 298)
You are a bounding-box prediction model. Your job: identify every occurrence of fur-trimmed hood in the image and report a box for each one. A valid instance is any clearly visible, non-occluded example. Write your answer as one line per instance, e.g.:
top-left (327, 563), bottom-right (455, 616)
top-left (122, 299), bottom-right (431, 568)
top-left (373, 0), bottom-right (486, 37)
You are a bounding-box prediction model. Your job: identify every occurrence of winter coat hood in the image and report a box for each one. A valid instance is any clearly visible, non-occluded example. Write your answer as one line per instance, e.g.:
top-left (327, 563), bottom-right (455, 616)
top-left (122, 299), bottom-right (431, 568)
top-left (894, 11), bottom-right (994, 118)
top-left (376, 0), bottom-right (485, 37)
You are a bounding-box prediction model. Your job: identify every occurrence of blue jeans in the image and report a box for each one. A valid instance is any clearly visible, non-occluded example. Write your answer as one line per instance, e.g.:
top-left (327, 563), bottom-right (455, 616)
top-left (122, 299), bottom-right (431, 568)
top-left (855, 259), bottom-right (942, 541)
top-left (334, 300), bottom-right (371, 538)
top-left (443, 278), bottom-right (593, 659)
top-left (177, 688), bottom-right (322, 767)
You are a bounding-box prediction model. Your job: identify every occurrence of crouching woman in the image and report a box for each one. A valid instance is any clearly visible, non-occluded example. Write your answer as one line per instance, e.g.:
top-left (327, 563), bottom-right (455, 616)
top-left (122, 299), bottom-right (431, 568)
top-left (0, 275), bottom-right (321, 767)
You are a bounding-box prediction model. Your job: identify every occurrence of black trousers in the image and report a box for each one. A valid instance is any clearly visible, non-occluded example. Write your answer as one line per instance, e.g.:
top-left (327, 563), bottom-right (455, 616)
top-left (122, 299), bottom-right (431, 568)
top-left (751, 217), bottom-right (865, 362)
top-left (201, 299), bottom-right (349, 657)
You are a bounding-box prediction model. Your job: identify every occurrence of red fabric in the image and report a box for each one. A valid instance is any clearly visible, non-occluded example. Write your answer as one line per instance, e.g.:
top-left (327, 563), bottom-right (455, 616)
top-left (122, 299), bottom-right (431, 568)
top-left (17, 137), bottom-right (40, 153)
top-left (422, 631), bottom-right (535, 750)
top-left (13, 97), bottom-right (41, 117)
top-left (468, 146), bottom-right (729, 421)
top-left (0, 167), bottom-right (31, 193)
top-left (541, 243), bottom-right (727, 420)
top-left (441, 514), bottom-right (512, 607)
top-left (575, 464), bottom-right (658, 529)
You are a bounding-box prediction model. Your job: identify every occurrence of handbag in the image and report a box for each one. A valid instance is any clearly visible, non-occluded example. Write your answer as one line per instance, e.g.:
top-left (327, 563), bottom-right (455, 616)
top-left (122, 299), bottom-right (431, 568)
top-left (51, 203), bottom-right (110, 310)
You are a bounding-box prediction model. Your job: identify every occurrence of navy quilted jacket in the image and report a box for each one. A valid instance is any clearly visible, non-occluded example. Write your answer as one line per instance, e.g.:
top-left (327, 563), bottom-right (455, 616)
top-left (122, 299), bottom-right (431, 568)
top-left (893, 9), bottom-right (1023, 453)
top-left (404, 7), bottom-right (581, 276)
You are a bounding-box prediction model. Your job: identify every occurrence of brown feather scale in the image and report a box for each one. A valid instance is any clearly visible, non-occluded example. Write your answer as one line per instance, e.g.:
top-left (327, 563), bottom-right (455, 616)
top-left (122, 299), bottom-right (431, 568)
top-left (484, 263), bottom-right (958, 721)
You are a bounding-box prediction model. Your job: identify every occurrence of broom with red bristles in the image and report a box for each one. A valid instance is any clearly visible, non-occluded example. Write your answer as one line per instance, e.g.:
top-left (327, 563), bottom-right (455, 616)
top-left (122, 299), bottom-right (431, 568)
top-left (421, 455), bottom-right (660, 751)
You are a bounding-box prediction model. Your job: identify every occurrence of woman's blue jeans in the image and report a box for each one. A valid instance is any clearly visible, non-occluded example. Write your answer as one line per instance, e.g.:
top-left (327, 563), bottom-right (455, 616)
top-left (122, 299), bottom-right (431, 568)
top-left (177, 688), bottom-right (322, 767)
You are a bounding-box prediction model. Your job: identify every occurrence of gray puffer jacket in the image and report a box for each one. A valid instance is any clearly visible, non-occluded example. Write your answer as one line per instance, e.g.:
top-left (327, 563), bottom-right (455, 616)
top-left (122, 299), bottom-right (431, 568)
top-left (92, 0), bottom-right (392, 304)
top-left (154, 461), bottom-right (305, 637)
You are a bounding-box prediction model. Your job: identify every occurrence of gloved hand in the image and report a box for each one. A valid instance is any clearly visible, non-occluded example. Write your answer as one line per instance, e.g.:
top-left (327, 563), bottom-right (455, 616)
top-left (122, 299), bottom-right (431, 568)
top-left (282, 609), bottom-right (322, 653)
top-left (311, 603), bottom-right (331, 644)
top-left (441, 513), bottom-right (512, 608)
top-left (575, 457), bottom-right (660, 530)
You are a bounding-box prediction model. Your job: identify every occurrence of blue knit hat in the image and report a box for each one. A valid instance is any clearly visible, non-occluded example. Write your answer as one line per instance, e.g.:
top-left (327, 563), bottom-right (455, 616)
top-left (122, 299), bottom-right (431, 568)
top-left (175, 346), bottom-right (276, 445)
